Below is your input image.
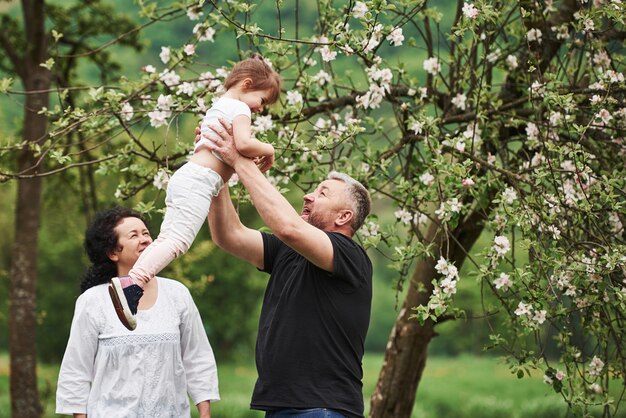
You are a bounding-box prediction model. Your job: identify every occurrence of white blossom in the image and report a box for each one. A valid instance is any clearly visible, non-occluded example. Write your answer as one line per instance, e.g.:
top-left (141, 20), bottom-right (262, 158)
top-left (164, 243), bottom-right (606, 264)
top-left (486, 48), bottom-right (501, 63)
top-left (533, 309), bottom-right (547, 324)
top-left (529, 81), bottom-right (546, 97)
top-left (590, 94), bottom-right (603, 105)
top-left (552, 24), bottom-right (570, 40)
top-left (386, 28), bottom-right (404, 46)
top-left (121, 103), bottom-right (134, 121)
top-left (156, 94), bottom-right (174, 110)
top-left (494, 272), bottom-right (512, 290)
top-left (492, 235), bottom-right (511, 257)
top-left (152, 170), bottom-right (170, 190)
top-left (312, 70), bottom-right (332, 86)
top-left (420, 172), bottom-right (435, 186)
top-left (186, 5), bottom-right (203, 21)
top-left (411, 120), bottom-right (424, 135)
top-left (515, 301), bottom-right (532, 316)
top-left (361, 221), bottom-right (380, 237)
top-left (423, 57), bottom-right (441, 76)
top-left (286, 90), bottom-right (304, 107)
top-left (526, 28), bottom-right (542, 43)
top-left (609, 212), bottom-right (623, 234)
top-left (583, 18), bottom-right (595, 32)
top-left (394, 209), bottom-right (414, 225)
top-left (506, 55), bottom-right (518, 70)
top-left (451, 93), bottom-right (467, 110)
top-left (352, 1), bottom-right (368, 18)
top-left (502, 187), bottom-right (518, 204)
top-left (253, 115), bottom-right (274, 133)
top-left (462, 178), bottom-right (475, 187)
top-left (183, 44), bottom-right (195, 56)
top-left (596, 109), bottom-right (612, 124)
top-left (159, 46), bottom-right (171, 64)
top-left (589, 383), bottom-right (603, 394)
top-left (142, 65), bottom-right (156, 74)
top-left (320, 45), bottom-right (337, 62)
top-left (462, 2), bottom-right (479, 19)
top-left (148, 110), bottom-right (169, 128)
top-left (193, 24), bottom-right (216, 42)
top-left (588, 356), bottom-right (605, 377)
top-left (177, 82), bottom-right (195, 96)
top-left (593, 50), bottom-right (611, 69)
top-left (159, 69), bottom-right (181, 87)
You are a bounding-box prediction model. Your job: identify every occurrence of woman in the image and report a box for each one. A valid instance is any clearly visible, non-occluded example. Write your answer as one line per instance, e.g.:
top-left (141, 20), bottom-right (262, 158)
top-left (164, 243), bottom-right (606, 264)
top-left (56, 207), bottom-right (219, 417)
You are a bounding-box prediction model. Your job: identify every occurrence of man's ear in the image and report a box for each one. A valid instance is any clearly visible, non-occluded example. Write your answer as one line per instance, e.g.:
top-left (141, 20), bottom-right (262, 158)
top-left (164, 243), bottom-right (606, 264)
top-left (336, 209), bottom-right (354, 227)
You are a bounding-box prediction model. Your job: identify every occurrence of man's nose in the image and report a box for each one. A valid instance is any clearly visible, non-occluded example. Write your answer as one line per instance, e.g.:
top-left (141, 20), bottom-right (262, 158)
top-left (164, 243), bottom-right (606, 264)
top-left (304, 193), bottom-right (314, 202)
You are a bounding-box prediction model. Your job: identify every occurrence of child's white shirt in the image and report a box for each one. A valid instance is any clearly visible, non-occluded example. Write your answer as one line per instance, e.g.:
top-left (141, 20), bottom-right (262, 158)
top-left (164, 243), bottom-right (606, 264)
top-left (197, 97), bottom-right (252, 154)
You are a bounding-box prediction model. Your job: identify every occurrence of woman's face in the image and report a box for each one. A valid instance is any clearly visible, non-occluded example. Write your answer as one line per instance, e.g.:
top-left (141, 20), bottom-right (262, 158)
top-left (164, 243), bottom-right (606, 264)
top-left (108, 216), bottom-right (152, 275)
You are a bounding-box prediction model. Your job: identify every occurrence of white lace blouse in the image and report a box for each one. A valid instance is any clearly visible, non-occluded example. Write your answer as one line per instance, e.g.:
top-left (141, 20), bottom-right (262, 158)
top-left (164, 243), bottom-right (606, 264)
top-left (56, 278), bottom-right (219, 417)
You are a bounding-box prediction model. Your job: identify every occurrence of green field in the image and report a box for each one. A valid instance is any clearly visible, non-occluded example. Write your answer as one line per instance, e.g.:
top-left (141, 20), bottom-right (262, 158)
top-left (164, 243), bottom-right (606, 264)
top-left (0, 352), bottom-right (589, 418)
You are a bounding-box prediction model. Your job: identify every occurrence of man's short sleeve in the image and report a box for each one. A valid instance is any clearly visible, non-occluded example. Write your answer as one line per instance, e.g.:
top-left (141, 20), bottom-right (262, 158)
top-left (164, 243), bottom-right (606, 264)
top-left (328, 232), bottom-right (372, 289)
top-left (260, 232), bottom-right (282, 274)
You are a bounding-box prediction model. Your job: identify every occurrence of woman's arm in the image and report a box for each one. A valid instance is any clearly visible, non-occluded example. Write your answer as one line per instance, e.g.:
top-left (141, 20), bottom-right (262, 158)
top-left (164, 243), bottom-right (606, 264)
top-left (56, 295), bottom-right (99, 416)
top-left (179, 289), bottom-right (220, 408)
top-left (196, 400), bottom-right (211, 418)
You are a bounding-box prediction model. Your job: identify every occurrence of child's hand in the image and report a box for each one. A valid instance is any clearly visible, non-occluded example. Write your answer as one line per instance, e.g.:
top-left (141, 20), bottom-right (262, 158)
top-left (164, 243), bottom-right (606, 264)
top-left (256, 154), bottom-right (274, 173)
top-left (256, 153), bottom-right (274, 173)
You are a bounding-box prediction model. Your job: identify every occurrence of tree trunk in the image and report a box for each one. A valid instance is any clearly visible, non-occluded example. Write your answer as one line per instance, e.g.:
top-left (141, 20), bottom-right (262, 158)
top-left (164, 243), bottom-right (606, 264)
top-left (368, 222), bottom-right (439, 418)
top-left (370, 211), bottom-right (487, 418)
top-left (9, 1), bottom-right (49, 417)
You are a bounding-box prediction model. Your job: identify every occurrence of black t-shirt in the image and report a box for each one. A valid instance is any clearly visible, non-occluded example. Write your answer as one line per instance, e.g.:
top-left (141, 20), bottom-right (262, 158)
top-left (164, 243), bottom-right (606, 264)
top-left (251, 231), bottom-right (373, 418)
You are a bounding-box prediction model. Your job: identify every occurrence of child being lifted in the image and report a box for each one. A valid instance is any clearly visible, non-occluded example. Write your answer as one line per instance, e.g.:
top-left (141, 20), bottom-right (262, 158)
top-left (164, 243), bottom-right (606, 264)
top-left (109, 54), bottom-right (282, 330)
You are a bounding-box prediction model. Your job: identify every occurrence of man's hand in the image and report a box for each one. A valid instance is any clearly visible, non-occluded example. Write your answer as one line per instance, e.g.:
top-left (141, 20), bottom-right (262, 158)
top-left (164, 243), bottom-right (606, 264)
top-left (205, 118), bottom-right (246, 168)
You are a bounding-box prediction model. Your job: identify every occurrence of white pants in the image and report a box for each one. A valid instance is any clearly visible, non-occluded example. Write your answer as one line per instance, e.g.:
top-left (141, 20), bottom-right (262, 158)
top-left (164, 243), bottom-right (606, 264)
top-left (129, 161), bottom-right (223, 285)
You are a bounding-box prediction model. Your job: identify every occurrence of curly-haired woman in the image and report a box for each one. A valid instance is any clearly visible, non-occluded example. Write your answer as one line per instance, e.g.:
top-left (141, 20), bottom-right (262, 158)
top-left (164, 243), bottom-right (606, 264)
top-left (56, 207), bottom-right (219, 417)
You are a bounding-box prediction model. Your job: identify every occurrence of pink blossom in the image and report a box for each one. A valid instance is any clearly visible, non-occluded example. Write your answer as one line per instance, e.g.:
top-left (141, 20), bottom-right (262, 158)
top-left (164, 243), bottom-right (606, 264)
top-left (462, 2), bottom-right (479, 19)
top-left (183, 44), bottom-right (195, 56)
top-left (462, 178), bottom-right (475, 187)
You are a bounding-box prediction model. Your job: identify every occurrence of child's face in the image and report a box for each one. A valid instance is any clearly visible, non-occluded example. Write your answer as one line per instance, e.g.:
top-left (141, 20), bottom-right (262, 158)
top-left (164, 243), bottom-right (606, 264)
top-left (239, 89), bottom-right (272, 113)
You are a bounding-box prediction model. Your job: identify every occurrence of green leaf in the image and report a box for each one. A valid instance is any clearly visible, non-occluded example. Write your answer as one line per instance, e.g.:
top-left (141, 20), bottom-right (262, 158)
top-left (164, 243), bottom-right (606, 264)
top-left (39, 58), bottom-right (55, 71)
top-left (0, 77), bottom-right (13, 93)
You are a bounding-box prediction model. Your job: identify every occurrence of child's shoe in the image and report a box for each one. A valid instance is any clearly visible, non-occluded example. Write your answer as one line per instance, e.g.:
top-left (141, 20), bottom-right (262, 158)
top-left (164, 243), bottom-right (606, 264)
top-left (108, 277), bottom-right (143, 331)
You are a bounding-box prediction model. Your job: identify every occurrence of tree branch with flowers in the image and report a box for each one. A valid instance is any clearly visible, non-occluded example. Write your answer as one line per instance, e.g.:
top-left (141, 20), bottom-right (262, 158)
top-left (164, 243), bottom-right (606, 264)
top-left (2, 0), bottom-right (625, 417)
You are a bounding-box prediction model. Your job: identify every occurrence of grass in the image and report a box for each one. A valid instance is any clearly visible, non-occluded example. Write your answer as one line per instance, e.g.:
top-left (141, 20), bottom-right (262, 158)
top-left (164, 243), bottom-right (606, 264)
top-left (0, 352), bottom-right (621, 418)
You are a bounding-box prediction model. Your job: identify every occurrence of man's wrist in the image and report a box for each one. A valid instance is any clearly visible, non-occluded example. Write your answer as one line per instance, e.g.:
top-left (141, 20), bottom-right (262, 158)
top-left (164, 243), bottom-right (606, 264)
top-left (233, 155), bottom-right (257, 172)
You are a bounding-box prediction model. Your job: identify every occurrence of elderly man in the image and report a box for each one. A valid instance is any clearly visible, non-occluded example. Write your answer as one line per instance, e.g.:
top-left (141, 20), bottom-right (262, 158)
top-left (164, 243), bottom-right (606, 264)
top-left (205, 120), bottom-right (373, 418)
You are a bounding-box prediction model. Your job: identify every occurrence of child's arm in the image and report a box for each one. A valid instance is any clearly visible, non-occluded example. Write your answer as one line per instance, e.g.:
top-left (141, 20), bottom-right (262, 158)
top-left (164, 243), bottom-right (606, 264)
top-left (232, 114), bottom-right (274, 160)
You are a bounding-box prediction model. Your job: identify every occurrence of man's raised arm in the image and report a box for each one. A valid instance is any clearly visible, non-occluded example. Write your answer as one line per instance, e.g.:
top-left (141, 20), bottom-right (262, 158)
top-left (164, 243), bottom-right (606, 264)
top-left (208, 184), bottom-right (264, 269)
top-left (206, 120), bottom-right (335, 272)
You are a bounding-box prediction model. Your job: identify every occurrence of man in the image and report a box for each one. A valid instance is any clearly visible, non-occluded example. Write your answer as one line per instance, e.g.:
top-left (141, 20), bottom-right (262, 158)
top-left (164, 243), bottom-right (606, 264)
top-left (205, 120), bottom-right (373, 418)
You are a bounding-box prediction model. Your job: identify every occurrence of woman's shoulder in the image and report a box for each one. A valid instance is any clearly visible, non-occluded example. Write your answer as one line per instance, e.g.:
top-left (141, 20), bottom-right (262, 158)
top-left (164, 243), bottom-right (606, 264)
top-left (156, 277), bottom-right (192, 296)
top-left (77, 283), bottom-right (109, 303)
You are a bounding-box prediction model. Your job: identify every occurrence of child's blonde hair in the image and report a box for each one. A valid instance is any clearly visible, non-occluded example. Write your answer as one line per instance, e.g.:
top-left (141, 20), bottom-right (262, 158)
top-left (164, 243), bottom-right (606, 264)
top-left (224, 54), bottom-right (282, 105)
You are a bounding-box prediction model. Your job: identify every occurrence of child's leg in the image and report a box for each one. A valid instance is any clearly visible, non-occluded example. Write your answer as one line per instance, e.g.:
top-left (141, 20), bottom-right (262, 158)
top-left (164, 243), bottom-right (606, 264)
top-left (128, 161), bottom-right (224, 286)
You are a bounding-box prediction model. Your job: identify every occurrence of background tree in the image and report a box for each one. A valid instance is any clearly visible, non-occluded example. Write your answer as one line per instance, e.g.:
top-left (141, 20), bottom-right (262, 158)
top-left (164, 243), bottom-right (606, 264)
top-left (0, 1), bottom-right (141, 415)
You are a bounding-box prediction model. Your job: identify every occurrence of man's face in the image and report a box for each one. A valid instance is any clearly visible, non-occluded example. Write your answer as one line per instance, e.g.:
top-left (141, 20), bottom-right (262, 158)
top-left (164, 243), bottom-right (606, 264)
top-left (301, 179), bottom-right (350, 230)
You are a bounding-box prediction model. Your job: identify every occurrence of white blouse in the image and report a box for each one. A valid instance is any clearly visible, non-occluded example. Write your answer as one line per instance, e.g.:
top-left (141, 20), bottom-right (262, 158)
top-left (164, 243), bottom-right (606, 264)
top-left (56, 278), bottom-right (219, 417)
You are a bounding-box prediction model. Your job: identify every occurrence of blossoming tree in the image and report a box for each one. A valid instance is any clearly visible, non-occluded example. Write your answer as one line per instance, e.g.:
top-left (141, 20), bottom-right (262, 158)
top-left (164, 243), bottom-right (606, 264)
top-left (2, 0), bottom-right (625, 417)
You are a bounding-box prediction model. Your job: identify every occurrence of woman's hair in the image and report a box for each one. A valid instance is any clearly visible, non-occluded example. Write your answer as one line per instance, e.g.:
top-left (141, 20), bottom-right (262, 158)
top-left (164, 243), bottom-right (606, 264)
top-left (224, 53), bottom-right (282, 105)
top-left (80, 207), bottom-right (145, 293)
